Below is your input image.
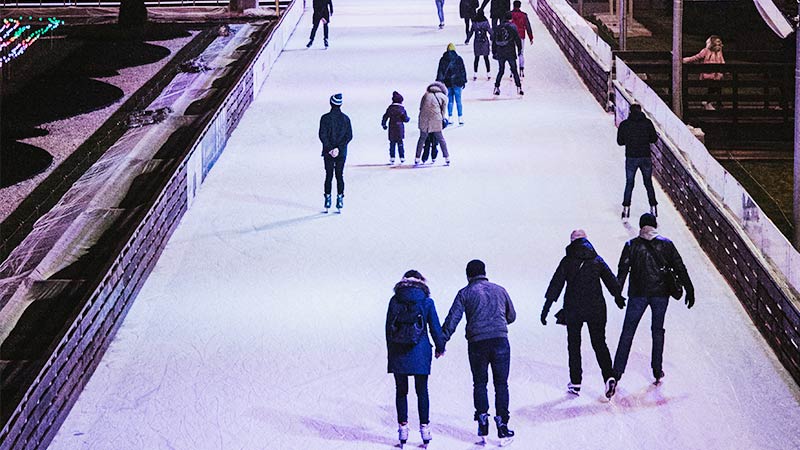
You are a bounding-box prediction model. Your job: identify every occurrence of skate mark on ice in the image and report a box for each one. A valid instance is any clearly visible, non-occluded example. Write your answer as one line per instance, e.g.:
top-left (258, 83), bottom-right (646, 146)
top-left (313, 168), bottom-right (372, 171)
top-left (300, 417), bottom-right (396, 446)
top-left (350, 163), bottom-right (397, 168)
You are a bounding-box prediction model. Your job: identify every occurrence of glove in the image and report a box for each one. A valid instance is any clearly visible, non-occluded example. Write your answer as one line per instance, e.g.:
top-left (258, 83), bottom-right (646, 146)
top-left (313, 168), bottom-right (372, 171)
top-left (685, 291), bottom-right (695, 309)
top-left (615, 296), bottom-right (626, 309)
top-left (382, 124), bottom-right (388, 130)
top-left (540, 309), bottom-right (548, 326)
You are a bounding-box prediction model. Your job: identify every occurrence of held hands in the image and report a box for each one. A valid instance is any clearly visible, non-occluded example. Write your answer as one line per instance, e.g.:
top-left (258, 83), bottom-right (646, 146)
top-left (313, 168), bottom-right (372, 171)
top-left (615, 296), bottom-right (626, 309)
top-left (435, 350), bottom-right (445, 359)
top-left (685, 291), bottom-right (695, 309)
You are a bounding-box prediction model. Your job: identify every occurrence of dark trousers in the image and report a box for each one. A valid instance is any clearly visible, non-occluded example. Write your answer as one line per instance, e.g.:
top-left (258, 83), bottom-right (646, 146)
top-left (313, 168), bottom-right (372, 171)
top-left (622, 157), bottom-right (657, 207)
top-left (613, 296), bottom-right (669, 377)
top-left (309, 17), bottom-right (329, 41)
top-left (464, 18), bottom-right (472, 41)
top-left (567, 321), bottom-right (614, 385)
top-left (323, 155), bottom-right (345, 195)
top-left (389, 140), bottom-right (405, 159)
top-left (474, 54), bottom-right (490, 72)
top-left (415, 131), bottom-right (449, 159)
top-left (421, 134), bottom-right (438, 162)
top-left (491, 17), bottom-right (500, 29)
top-left (394, 374), bottom-right (430, 424)
top-left (468, 337), bottom-right (511, 423)
top-left (495, 57), bottom-right (520, 88)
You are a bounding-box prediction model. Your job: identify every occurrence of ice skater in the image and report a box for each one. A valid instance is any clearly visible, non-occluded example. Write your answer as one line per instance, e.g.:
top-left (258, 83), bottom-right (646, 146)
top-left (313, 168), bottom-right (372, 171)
top-left (421, 133), bottom-right (439, 164)
top-left (435, 0), bottom-right (445, 28)
top-left (541, 229), bottom-right (626, 399)
top-left (492, 12), bottom-right (523, 96)
top-left (460, 0), bottom-right (479, 43)
top-left (414, 81), bottom-right (450, 166)
top-left (382, 91), bottom-right (411, 165)
top-left (613, 213), bottom-right (695, 386)
top-left (479, 0), bottom-right (510, 28)
top-left (441, 260), bottom-right (517, 446)
top-left (307, 0), bottom-right (333, 48)
top-left (617, 103), bottom-right (658, 219)
top-left (318, 93), bottom-right (352, 212)
top-left (436, 43), bottom-right (468, 125)
top-left (386, 270), bottom-right (446, 448)
top-left (510, 1), bottom-right (533, 78)
top-left (468, 10), bottom-right (493, 81)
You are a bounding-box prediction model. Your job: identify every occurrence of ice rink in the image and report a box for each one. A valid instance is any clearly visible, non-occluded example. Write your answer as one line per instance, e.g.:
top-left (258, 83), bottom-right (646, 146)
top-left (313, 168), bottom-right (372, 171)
top-left (50, 0), bottom-right (800, 448)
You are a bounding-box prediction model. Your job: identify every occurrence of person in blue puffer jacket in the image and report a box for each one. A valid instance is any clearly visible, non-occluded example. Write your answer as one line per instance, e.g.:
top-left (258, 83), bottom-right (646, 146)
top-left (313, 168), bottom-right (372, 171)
top-left (386, 270), bottom-right (445, 447)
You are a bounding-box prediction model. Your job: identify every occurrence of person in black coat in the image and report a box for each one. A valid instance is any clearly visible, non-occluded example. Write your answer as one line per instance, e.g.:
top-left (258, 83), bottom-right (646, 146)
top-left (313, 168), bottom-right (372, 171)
top-left (386, 270), bottom-right (445, 446)
top-left (542, 230), bottom-right (626, 399)
top-left (479, 0), bottom-right (510, 28)
top-left (382, 91), bottom-right (411, 165)
top-left (460, 0), bottom-right (479, 43)
top-left (319, 93), bottom-right (352, 211)
top-left (307, 0), bottom-right (333, 48)
top-left (613, 213), bottom-right (695, 385)
top-left (491, 13), bottom-right (522, 96)
top-left (617, 103), bottom-right (659, 219)
top-left (436, 43), bottom-right (468, 124)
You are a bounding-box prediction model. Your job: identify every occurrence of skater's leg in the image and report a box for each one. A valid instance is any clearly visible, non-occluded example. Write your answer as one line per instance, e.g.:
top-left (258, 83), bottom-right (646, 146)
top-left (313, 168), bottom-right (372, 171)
top-left (474, 54), bottom-right (480, 73)
top-left (432, 131), bottom-right (448, 159)
top-left (464, 18), bottom-right (471, 41)
top-left (649, 296), bottom-right (670, 375)
top-left (323, 22), bottom-right (329, 40)
top-left (495, 59), bottom-right (506, 88)
top-left (430, 135), bottom-right (438, 161)
top-left (483, 55), bottom-right (491, 73)
top-left (453, 86), bottom-right (463, 117)
top-left (587, 321), bottom-right (615, 382)
top-left (398, 140), bottom-right (405, 160)
top-left (517, 39), bottom-right (525, 72)
top-left (414, 375), bottom-right (430, 424)
top-left (489, 338), bottom-right (511, 423)
top-left (394, 374), bottom-right (410, 424)
top-left (566, 322), bottom-right (583, 385)
top-left (309, 17), bottom-right (320, 41)
top-left (333, 158), bottom-right (345, 196)
top-left (640, 157), bottom-right (658, 206)
top-left (447, 87), bottom-right (455, 117)
top-left (613, 296), bottom-right (649, 377)
top-left (415, 131), bottom-right (429, 160)
top-left (389, 141), bottom-right (397, 159)
top-left (508, 58), bottom-right (521, 87)
top-left (323, 156), bottom-right (334, 195)
top-left (622, 157), bottom-right (638, 207)
top-left (435, 0), bottom-right (445, 23)
top-left (468, 341), bottom-right (491, 417)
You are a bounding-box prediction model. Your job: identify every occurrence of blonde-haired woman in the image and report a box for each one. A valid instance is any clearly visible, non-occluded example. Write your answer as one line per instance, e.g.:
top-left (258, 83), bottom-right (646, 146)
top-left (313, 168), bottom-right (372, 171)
top-left (683, 35), bottom-right (725, 110)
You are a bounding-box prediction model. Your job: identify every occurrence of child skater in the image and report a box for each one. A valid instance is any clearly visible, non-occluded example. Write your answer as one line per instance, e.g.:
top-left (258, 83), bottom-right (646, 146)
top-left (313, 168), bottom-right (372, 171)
top-left (382, 91), bottom-right (411, 165)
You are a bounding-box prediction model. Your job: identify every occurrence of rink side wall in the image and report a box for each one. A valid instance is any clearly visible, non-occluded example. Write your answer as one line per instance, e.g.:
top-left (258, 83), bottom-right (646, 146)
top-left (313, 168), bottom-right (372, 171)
top-left (614, 87), bottom-right (800, 386)
top-left (532, 0), bottom-right (612, 109)
top-left (0, 4), bottom-right (304, 450)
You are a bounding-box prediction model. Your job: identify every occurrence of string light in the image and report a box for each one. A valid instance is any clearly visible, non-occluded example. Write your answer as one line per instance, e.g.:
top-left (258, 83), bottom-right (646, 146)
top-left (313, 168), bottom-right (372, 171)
top-left (0, 17), bottom-right (64, 67)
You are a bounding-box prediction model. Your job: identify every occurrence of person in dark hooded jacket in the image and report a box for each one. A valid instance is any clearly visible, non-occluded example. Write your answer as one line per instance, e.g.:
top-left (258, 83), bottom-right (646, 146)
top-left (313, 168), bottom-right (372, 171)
top-left (382, 91), bottom-right (411, 165)
top-left (617, 103), bottom-right (659, 219)
top-left (386, 270), bottom-right (446, 447)
top-left (491, 12), bottom-right (523, 96)
top-left (479, 0), bottom-right (510, 28)
top-left (436, 43), bottom-right (468, 124)
top-left (542, 230), bottom-right (626, 399)
top-left (613, 213), bottom-right (695, 386)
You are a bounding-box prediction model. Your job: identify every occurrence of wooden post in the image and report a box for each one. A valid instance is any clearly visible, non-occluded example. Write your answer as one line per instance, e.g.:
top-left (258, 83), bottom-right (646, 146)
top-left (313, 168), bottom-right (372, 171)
top-left (619, 0), bottom-right (627, 50)
top-left (671, 0), bottom-right (683, 118)
top-left (794, 2), bottom-right (800, 248)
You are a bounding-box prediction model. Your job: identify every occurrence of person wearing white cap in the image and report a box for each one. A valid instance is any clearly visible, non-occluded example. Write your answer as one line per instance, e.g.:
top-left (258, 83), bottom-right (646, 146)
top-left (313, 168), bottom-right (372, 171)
top-left (318, 93), bottom-right (352, 212)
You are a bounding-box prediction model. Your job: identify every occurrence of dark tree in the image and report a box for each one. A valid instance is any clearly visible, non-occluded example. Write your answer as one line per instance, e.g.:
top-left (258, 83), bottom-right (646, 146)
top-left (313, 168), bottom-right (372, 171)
top-left (119, 0), bottom-right (148, 28)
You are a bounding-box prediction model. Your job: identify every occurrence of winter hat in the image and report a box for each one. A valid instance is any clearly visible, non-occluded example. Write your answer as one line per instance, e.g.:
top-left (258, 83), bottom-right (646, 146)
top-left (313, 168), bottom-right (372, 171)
top-left (447, 42), bottom-right (456, 51)
top-left (402, 269), bottom-right (426, 284)
top-left (639, 213), bottom-right (658, 229)
top-left (330, 93), bottom-right (343, 106)
top-left (392, 91), bottom-right (404, 103)
top-left (466, 259), bottom-right (486, 278)
top-left (570, 229), bottom-right (587, 242)
top-left (504, 11), bottom-right (513, 20)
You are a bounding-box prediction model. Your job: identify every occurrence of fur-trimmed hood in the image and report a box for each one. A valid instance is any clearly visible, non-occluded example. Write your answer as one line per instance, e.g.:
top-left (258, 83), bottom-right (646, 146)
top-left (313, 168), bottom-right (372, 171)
top-left (394, 277), bottom-right (430, 297)
top-left (426, 81), bottom-right (447, 95)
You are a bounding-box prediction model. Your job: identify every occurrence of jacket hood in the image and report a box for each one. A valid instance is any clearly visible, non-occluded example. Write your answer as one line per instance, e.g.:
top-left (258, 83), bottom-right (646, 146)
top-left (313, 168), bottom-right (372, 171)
top-left (566, 238), bottom-right (597, 260)
top-left (628, 110), bottom-right (646, 121)
top-left (427, 81), bottom-right (447, 94)
top-left (639, 226), bottom-right (659, 240)
top-left (394, 277), bottom-right (430, 301)
top-left (442, 50), bottom-right (457, 58)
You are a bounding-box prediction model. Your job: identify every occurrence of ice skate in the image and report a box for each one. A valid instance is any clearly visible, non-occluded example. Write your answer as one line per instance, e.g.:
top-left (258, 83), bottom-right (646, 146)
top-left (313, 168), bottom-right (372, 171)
top-left (458, 116), bottom-right (464, 125)
top-left (324, 38), bottom-right (328, 48)
top-left (448, 115), bottom-right (453, 125)
top-left (398, 423), bottom-right (409, 447)
top-left (517, 86), bottom-right (524, 95)
top-left (653, 369), bottom-right (665, 385)
top-left (420, 423), bottom-right (432, 445)
top-left (400, 158), bottom-right (405, 164)
top-left (476, 413), bottom-right (490, 444)
top-left (621, 206), bottom-right (630, 220)
top-left (493, 86), bottom-right (500, 95)
top-left (473, 72), bottom-right (478, 81)
top-left (431, 158), bottom-right (436, 165)
top-left (520, 67), bottom-right (525, 77)
top-left (306, 39), bottom-right (313, 48)
top-left (323, 194), bottom-right (331, 213)
top-left (445, 158), bottom-right (450, 166)
top-left (487, 74), bottom-right (492, 80)
top-left (389, 157), bottom-right (395, 165)
top-left (604, 377), bottom-right (617, 400)
top-left (415, 158), bottom-right (421, 165)
top-left (650, 204), bottom-right (658, 217)
top-left (335, 194), bottom-right (343, 213)
top-left (494, 416), bottom-right (515, 447)
top-left (567, 382), bottom-right (581, 396)
top-left (438, 22), bottom-right (444, 29)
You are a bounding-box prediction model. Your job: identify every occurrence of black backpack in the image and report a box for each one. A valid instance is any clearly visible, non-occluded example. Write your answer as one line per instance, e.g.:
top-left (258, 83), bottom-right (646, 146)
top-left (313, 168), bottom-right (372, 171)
top-left (388, 300), bottom-right (425, 346)
top-left (494, 24), bottom-right (512, 48)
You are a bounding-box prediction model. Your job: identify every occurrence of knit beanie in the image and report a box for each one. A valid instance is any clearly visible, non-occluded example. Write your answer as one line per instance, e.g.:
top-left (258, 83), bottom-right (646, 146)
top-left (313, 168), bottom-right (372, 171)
top-left (639, 213), bottom-right (657, 229)
top-left (570, 229), bottom-right (587, 242)
top-left (466, 259), bottom-right (486, 278)
top-left (392, 91), bottom-right (403, 103)
top-left (330, 93), bottom-right (343, 106)
top-left (447, 42), bottom-right (456, 51)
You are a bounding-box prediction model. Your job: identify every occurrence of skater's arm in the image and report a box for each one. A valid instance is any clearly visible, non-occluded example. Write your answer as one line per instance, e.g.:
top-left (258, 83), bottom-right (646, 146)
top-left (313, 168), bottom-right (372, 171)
top-left (616, 120), bottom-right (627, 146)
top-left (503, 288), bottom-right (516, 325)
top-left (525, 17), bottom-right (533, 42)
top-left (402, 107), bottom-right (410, 123)
top-left (381, 110), bottom-right (390, 129)
top-left (343, 117), bottom-right (353, 146)
top-left (617, 242), bottom-right (632, 291)
top-left (385, 298), bottom-right (395, 350)
top-left (544, 259), bottom-right (567, 304)
top-left (319, 116), bottom-right (331, 152)
top-left (682, 48), bottom-right (705, 64)
top-left (441, 293), bottom-right (465, 341)
top-left (327, 0), bottom-right (333, 16)
top-left (668, 242), bottom-right (695, 307)
top-left (598, 257), bottom-right (625, 307)
top-left (426, 299), bottom-right (447, 354)
top-left (647, 119), bottom-right (658, 144)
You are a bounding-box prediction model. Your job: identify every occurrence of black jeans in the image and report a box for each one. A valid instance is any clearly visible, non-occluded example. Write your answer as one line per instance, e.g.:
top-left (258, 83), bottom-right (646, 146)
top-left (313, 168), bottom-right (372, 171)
top-left (613, 296), bottom-right (669, 377)
top-left (464, 18), bottom-right (472, 41)
top-left (468, 337), bottom-right (511, 423)
top-left (623, 157), bottom-right (657, 207)
top-left (474, 54), bottom-right (490, 72)
top-left (389, 140), bottom-right (405, 159)
top-left (495, 57), bottom-right (520, 88)
top-left (394, 374), bottom-right (430, 424)
top-left (323, 155), bottom-right (345, 195)
top-left (567, 321), bottom-right (614, 385)
top-left (421, 134), bottom-right (438, 162)
top-left (309, 17), bottom-right (329, 41)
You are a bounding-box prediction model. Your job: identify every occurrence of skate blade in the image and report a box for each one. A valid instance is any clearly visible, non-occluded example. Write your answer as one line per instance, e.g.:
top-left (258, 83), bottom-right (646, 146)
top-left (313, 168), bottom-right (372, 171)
top-left (475, 436), bottom-right (487, 445)
top-left (499, 436), bottom-right (514, 447)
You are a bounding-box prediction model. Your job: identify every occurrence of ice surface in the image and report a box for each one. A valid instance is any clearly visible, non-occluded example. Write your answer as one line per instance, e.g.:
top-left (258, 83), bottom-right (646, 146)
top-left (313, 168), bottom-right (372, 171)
top-left (49, 0), bottom-right (800, 449)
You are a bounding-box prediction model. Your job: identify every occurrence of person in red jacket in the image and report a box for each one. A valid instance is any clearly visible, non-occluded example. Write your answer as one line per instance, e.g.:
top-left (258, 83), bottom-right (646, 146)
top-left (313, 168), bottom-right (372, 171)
top-left (510, 1), bottom-right (533, 77)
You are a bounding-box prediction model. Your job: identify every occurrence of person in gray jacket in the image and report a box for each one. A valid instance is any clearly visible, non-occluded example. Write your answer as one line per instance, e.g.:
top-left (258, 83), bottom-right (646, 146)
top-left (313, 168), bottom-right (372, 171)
top-left (441, 259), bottom-right (516, 445)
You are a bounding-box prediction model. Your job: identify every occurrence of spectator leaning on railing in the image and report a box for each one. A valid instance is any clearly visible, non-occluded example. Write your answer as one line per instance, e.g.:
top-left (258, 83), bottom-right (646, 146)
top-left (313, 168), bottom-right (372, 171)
top-left (683, 35), bottom-right (725, 110)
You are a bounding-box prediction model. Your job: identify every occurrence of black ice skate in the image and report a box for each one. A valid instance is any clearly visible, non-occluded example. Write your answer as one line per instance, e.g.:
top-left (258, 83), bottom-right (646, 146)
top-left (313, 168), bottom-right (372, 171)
top-left (477, 413), bottom-right (490, 444)
top-left (621, 206), bottom-right (630, 220)
top-left (398, 423), bottom-right (409, 447)
top-left (493, 416), bottom-right (515, 447)
top-left (323, 194), bottom-right (331, 213)
top-left (653, 369), bottom-right (665, 385)
top-left (605, 377), bottom-right (617, 400)
top-left (520, 67), bottom-right (525, 77)
top-left (306, 39), bottom-right (313, 48)
top-left (336, 194), bottom-right (344, 213)
top-left (324, 38), bottom-right (329, 48)
top-left (517, 86), bottom-right (524, 95)
top-left (493, 87), bottom-right (500, 95)
top-left (567, 382), bottom-right (581, 396)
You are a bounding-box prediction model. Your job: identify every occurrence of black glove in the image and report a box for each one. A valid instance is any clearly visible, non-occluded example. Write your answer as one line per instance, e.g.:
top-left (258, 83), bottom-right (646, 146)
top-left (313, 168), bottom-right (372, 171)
top-left (685, 291), bottom-right (695, 309)
top-left (615, 296), bottom-right (626, 309)
top-left (540, 309), bottom-right (548, 326)
top-left (382, 124), bottom-right (388, 130)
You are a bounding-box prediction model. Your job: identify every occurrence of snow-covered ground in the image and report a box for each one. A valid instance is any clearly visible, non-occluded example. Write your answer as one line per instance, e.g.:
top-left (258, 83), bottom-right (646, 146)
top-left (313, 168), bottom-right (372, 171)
top-left (49, 0), bottom-right (800, 448)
